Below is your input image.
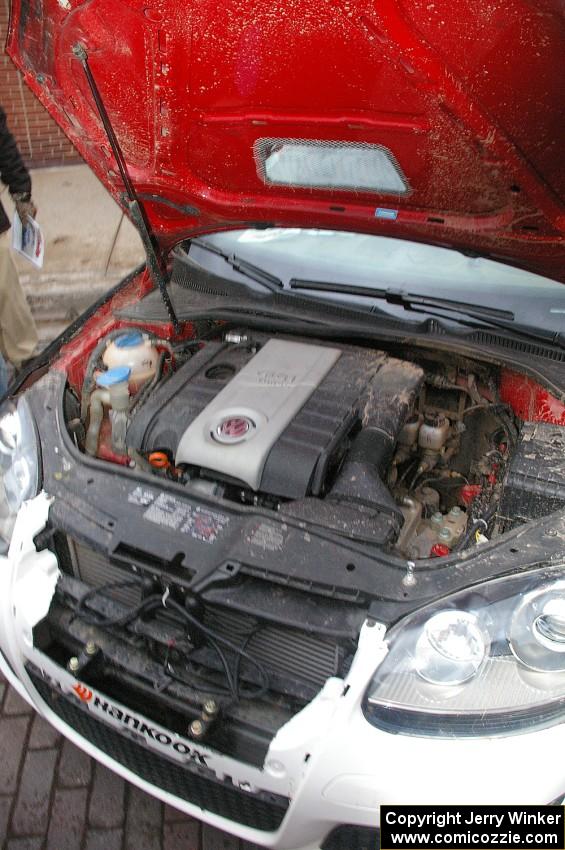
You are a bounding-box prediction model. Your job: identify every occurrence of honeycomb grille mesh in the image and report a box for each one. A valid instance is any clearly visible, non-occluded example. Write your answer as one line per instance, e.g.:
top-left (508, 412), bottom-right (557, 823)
top-left (254, 137), bottom-right (409, 194)
top-left (322, 825), bottom-right (381, 850)
top-left (28, 669), bottom-right (288, 831)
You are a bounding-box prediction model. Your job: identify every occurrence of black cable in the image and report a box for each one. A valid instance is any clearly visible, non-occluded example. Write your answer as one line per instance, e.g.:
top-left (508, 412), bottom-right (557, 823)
top-left (232, 627), bottom-right (263, 701)
top-left (398, 457), bottom-right (419, 486)
top-left (74, 577), bottom-right (157, 626)
top-left (491, 403), bottom-right (519, 446)
top-left (163, 597), bottom-right (270, 700)
top-left (164, 638), bottom-right (238, 699)
top-left (73, 580), bottom-right (269, 701)
top-left (164, 660), bottom-right (237, 697)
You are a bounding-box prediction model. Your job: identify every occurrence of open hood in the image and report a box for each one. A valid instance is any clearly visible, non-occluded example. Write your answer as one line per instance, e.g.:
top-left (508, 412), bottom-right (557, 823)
top-left (8, 0), bottom-right (565, 280)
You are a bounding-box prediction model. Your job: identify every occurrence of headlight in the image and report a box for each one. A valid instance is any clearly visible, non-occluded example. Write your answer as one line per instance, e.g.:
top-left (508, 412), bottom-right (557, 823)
top-left (414, 610), bottom-right (488, 686)
top-left (364, 568), bottom-right (565, 737)
top-left (0, 396), bottom-right (40, 550)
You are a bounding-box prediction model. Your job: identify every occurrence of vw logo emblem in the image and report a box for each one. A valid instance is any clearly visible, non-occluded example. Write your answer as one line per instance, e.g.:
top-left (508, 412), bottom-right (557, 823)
top-left (213, 415), bottom-right (255, 444)
top-left (220, 417), bottom-right (250, 438)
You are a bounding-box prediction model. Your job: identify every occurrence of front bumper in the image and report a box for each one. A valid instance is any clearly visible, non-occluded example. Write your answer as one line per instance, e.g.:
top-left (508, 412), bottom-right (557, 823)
top-left (2, 495), bottom-right (565, 850)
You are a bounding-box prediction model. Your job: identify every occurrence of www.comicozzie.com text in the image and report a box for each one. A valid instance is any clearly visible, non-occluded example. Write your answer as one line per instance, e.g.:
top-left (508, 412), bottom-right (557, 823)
top-left (383, 808), bottom-right (563, 848)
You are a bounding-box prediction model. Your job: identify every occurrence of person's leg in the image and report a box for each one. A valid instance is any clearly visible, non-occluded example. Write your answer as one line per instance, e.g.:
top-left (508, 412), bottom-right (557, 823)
top-left (0, 232), bottom-right (39, 368)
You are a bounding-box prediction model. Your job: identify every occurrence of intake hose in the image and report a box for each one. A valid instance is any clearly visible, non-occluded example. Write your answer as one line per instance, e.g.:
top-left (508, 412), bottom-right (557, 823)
top-left (330, 429), bottom-right (402, 519)
top-left (330, 358), bottom-right (425, 523)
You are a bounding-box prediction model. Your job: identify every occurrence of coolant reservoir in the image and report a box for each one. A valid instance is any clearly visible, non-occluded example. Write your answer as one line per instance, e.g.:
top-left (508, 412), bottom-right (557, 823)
top-left (103, 332), bottom-right (158, 384)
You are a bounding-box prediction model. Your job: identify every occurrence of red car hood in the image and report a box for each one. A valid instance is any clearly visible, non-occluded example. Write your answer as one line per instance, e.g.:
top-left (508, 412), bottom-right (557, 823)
top-left (7, 0), bottom-right (565, 280)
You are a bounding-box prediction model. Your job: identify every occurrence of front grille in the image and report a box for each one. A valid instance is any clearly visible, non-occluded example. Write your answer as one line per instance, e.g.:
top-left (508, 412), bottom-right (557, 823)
top-left (61, 536), bottom-right (343, 689)
top-left (322, 825), bottom-right (381, 850)
top-left (28, 668), bottom-right (288, 831)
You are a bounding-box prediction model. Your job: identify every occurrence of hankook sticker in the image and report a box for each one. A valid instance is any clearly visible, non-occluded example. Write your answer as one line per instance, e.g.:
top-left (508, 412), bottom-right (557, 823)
top-left (143, 493), bottom-right (230, 543)
top-left (72, 683), bottom-right (210, 765)
top-left (37, 670), bottom-right (214, 768)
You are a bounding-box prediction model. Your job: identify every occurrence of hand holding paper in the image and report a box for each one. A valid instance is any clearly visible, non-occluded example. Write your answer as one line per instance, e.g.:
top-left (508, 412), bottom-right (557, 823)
top-left (11, 211), bottom-right (44, 269)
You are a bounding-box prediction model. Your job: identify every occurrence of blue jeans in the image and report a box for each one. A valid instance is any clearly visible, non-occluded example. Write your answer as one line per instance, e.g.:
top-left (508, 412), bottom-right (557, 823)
top-left (0, 352), bottom-right (9, 399)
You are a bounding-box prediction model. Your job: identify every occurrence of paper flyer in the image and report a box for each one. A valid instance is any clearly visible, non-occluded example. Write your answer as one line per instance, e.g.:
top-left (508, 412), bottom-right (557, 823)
top-left (11, 212), bottom-right (45, 269)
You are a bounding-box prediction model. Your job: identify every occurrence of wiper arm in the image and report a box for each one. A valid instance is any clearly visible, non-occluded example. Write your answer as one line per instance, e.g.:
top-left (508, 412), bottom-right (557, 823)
top-left (191, 240), bottom-right (283, 293)
top-left (290, 279), bottom-right (565, 350)
top-left (381, 287), bottom-right (515, 321)
top-left (290, 279), bottom-right (514, 320)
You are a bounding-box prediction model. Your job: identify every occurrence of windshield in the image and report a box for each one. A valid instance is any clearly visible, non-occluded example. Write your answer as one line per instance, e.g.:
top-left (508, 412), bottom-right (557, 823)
top-left (187, 229), bottom-right (565, 334)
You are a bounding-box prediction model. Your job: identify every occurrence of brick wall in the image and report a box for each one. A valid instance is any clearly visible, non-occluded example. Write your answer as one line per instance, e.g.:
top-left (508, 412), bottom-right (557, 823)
top-left (1, 0), bottom-right (82, 167)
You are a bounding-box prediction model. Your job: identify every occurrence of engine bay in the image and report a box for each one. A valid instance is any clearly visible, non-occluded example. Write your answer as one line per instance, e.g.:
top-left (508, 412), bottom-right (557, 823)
top-left (64, 325), bottom-right (565, 561)
top-left (23, 310), bottom-right (564, 744)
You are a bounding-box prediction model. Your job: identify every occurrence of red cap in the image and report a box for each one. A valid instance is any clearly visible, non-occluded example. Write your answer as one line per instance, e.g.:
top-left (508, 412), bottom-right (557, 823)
top-left (430, 543), bottom-right (451, 558)
top-left (460, 484), bottom-right (482, 506)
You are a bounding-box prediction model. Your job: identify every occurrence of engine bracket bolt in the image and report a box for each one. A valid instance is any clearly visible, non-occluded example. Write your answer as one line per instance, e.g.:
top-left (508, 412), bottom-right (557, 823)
top-left (85, 641), bottom-right (97, 656)
top-left (203, 699), bottom-right (219, 718)
top-left (67, 656), bottom-right (80, 673)
top-left (402, 561), bottom-right (416, 588)
top-left (190, 719), bottom-right (205, 739)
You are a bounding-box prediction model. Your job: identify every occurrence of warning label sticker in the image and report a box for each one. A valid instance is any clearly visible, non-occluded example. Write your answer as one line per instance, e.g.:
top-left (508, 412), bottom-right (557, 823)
top-left (143, 493), bottom-right (230, 544)
top-left (128, 486), bottom-right (156, 507)
top-left (246, 522), bottom-right (286, 552)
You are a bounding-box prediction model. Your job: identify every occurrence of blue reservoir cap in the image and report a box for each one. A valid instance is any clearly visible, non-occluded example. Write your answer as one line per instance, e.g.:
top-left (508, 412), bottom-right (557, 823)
top-left (115, 331), bottom-right (143, 348)
top-left (97, 366), bottom-right (131, 387)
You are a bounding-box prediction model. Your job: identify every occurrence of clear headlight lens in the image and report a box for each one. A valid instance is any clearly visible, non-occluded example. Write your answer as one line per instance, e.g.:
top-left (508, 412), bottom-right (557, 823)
top-left (508, 583), bottom-right (565, 672)
top-left (414, 611), bottom-right (488, 686)
top-left (0, 396), bottom-right (40, 550)
top-left (364, 569), bottom-right (565, 737)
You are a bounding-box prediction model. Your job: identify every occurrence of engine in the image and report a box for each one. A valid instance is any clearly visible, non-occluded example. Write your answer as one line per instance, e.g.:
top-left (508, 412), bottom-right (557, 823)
top-left (126, 335), bottom-right (424, 544)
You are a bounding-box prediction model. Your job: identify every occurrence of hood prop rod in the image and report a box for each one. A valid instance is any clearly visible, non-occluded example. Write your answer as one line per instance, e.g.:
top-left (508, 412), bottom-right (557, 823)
top-left (72, 43), bottom-right (180, 332)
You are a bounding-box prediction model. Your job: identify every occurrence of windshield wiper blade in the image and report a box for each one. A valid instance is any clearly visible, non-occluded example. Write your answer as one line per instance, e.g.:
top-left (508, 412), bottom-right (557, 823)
top-left (290, 279), bottom-right (514, 320)
top-left (191, 240), bottom-right (283, 293)
top-left (289, 279), bottom-right (565, 350)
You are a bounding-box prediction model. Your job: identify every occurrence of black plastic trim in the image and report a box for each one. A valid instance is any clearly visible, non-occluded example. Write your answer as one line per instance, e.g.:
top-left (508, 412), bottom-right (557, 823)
top-left (322, 825), bottom-right (380, 850)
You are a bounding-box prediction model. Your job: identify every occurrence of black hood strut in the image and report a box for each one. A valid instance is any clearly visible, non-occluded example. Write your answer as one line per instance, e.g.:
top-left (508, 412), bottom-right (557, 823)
top-left (72, 43), bottom-right (179, 332)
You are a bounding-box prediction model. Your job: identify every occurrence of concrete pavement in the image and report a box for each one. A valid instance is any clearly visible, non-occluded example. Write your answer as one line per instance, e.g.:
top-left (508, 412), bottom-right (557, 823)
top-left (3, 163), bottom-right (144, 348)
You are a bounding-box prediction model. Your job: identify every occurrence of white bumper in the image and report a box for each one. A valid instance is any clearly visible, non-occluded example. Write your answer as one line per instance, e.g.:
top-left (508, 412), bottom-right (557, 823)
top-left (1, 494), bottom-right (565, 850)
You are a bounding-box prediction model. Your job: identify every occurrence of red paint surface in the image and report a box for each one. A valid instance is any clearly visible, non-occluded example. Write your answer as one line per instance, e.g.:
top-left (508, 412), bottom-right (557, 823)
top-left (500, 369), bottom-right (565, 425)
top-left (7, 0), bottom-right (565, 280)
